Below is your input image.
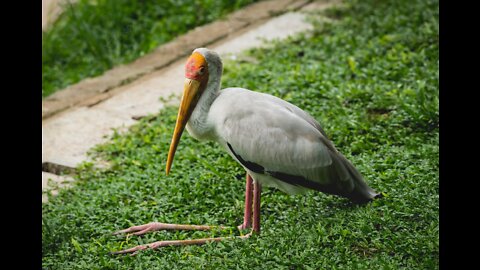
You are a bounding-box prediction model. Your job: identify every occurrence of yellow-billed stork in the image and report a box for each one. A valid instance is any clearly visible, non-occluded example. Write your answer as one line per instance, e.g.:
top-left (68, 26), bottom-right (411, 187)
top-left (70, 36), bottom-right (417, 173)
top-left (112, 48), bottom-right (382, 255)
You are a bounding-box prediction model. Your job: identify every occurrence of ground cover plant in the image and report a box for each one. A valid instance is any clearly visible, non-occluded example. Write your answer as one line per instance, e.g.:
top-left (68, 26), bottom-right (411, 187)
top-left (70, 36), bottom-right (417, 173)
top-left (42, 0), bottom-right (258, 97)
top-left (42, 0), bottom-right (439, 268)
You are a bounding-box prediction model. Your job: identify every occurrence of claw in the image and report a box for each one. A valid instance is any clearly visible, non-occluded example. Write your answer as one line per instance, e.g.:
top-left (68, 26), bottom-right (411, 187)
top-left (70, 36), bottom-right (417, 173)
top-left (110, 244), bottom-right (148, 256)
top-left (113, 223), bottom-right (153, 235)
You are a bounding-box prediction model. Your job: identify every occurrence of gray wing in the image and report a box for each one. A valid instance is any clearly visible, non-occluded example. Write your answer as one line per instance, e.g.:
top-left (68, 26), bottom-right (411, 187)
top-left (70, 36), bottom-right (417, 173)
top-left (210, 88), bottom-right (352, 189)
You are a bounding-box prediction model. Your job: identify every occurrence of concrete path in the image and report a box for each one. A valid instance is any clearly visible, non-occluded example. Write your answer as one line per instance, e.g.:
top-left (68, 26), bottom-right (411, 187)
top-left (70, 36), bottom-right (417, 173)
top-left (43, 0), bottom-right (77, 30)
top-left (42, 0), bottom-right (341, 202)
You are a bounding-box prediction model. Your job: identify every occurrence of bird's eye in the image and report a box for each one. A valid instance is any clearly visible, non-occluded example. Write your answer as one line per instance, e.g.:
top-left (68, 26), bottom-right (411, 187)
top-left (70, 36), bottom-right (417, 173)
top-left (198, 66), bottom-right (205, 75)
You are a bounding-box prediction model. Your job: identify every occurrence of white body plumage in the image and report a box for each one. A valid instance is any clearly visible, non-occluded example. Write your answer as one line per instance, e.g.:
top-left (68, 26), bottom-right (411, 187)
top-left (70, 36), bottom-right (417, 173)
top-left (183, 48), bottom-right (379, 202)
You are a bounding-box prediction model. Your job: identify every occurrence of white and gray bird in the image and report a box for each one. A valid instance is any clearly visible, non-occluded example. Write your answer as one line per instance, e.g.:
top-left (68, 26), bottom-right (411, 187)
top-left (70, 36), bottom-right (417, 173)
top-left (112, 48), bottom-right (382, 255)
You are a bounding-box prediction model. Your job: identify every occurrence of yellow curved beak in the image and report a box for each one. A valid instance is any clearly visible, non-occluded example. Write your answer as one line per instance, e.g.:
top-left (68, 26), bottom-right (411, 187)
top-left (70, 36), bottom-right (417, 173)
top-left (166, 78), bottom-right (202, 175)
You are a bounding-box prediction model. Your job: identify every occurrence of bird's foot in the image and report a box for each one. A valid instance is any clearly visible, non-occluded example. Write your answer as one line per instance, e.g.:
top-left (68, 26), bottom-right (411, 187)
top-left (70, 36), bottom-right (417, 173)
top-left (237, 222), bottom-right (251, 231)
top-left (111, 231), bottom-right (253, 256)
top-left (113, 222), bottom-right (229, 236)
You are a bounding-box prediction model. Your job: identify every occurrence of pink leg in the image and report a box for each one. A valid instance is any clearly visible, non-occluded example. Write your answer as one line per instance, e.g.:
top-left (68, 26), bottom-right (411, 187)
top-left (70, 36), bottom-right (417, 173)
top-left (238, 174), bottom-right (253, 230)
top-left (253, 180), bottom-right (262, 234)
top-left (112, 173), bottom-right (259, 255)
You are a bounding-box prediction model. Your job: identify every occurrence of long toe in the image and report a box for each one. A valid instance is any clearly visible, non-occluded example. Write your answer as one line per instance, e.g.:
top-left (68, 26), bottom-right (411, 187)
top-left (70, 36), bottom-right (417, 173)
top-left (112, 234), bottom-right (253, 255)
top-left (113, 222), bottom-right (232, 236)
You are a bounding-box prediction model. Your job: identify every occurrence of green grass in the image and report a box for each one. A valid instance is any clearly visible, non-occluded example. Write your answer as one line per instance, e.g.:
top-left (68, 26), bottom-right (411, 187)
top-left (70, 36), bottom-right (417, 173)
top-left (42, 0), bottom-right (258, 98)
top-left (42, 0), bottom-right (439, 268)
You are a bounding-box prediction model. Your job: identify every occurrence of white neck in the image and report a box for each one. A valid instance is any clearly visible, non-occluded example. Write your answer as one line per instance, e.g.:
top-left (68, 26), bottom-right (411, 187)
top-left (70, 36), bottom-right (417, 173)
top-left (186, 74), bottom-right (221, 141)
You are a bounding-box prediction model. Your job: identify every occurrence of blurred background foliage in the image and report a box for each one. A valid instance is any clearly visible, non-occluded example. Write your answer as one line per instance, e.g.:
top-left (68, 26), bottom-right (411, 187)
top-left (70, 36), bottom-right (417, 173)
top-left (42, 0), bottom-right (258, 97)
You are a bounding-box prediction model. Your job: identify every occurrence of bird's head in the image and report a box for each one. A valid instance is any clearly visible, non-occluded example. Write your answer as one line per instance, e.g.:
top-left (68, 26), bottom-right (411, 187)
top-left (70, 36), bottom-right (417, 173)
top-left (166, 48), bottom-right (221, 175)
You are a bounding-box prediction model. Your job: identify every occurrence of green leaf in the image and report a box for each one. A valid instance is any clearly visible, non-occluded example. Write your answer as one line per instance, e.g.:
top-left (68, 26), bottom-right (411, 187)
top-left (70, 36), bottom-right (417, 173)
top-left (71, 237), bottom-right (83, 254)
top-left (347, 56), bottom-right (357, 74)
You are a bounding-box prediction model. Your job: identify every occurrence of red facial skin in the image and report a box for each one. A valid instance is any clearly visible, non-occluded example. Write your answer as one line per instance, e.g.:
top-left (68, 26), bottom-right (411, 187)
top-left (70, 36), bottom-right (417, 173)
top-left (185, 52), bottom-right (208, 81)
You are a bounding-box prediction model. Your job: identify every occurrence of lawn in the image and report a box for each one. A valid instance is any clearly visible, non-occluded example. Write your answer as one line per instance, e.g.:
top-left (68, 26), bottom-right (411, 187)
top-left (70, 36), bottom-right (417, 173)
top-left (42, 0), bottom-right (258, 98)
top-left (42, 0), bottom-right (439, 269)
